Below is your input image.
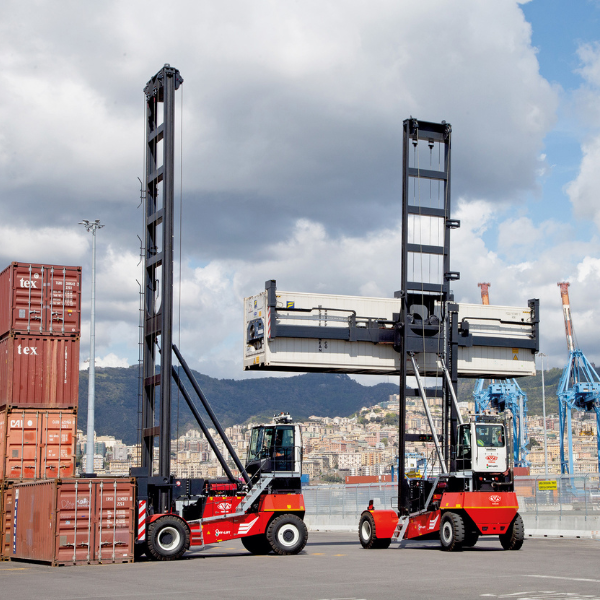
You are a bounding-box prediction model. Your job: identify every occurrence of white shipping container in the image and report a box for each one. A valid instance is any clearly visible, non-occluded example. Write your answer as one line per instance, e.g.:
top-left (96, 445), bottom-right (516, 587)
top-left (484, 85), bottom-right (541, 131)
top-left (243, 291), bottom-right (536, 378)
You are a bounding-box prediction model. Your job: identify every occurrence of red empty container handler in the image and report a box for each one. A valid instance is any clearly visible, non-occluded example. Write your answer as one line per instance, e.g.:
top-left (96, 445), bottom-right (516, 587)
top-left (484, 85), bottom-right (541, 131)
top-left (0, 407), bottom-right (77, 480)
top-left (0, 334), bottom-right (80, 409)
top-left (0, 262), bottom-right (82, 338)
top-left (4, 478), bottom-right (135, 566)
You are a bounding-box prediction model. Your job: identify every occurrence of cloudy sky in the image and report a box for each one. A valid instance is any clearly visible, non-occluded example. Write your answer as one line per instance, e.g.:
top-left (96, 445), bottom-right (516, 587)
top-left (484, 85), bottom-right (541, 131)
top-left (2, 0), bottom-right (600, 380)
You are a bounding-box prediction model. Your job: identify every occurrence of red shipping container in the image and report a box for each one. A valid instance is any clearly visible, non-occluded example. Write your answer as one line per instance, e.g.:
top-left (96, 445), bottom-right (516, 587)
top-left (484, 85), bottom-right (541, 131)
top-left (0, 262), bottom-right (81, 338)
top-left (7, 478), bottom-right (135, 566)
top-left (0, 408), bottom-right (77, 480)
top-left (345, 475), bottom-right (392, 485)
top-left (0, 335), bottom-right (79, 409)
top-left (1, 484), bottom-right (13, 559)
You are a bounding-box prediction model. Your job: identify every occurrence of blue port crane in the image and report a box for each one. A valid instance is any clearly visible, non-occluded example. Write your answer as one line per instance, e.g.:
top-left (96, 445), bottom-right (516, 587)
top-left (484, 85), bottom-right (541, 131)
top-left (556, 282), bottom-right (600, 474)
top-left (472, 283), bottom-right (530, 467)
top-left (473, 378), bottom-right (530, 467)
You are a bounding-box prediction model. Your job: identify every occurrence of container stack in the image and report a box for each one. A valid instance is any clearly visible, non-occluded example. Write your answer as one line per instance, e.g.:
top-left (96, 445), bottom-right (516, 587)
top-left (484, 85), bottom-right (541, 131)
top-left (0, 263), bottom-right (81, 487)
top-left (0, 262), bottom-right (81, 561)
top-left (0, 262), bottom-right (136, 566)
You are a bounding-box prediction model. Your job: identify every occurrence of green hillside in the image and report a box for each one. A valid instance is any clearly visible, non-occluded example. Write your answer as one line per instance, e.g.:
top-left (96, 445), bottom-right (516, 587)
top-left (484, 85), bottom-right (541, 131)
top-left (78, 366), bottom-right (569, 445)
top-left (77, 367), bottom-right (398, 444)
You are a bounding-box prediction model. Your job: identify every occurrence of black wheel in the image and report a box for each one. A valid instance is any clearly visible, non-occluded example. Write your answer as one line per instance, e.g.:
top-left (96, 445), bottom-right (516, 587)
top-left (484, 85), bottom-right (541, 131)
top-left (358, 513), bottom-right (392, 549)
top-left (266, 514), bottom-right (308, 555)
top-left (241, 533), bottom-right (272, 555)
top-left (134, 543), bottom-right (147, 561)
top-left (463, 530), bottom-right (480, 548)
top-left (440, 512), bottom-right (465, 552)
top-left (500, 513), bottom-right (524, 551)
top-left (146, 516), bottom-right (190, 561)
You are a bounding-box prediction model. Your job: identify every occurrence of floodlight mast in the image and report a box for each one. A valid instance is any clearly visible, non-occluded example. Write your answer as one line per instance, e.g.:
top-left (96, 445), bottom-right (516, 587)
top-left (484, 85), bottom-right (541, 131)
top-left (78, 218), bottom-right (104, 475)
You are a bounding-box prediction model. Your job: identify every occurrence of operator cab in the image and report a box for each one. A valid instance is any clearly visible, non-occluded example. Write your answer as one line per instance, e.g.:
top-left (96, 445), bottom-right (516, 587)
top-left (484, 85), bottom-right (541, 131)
top-left (245, 413), bottom-right (302, 478)
top-left (456, 415), bottom-right (510, 489)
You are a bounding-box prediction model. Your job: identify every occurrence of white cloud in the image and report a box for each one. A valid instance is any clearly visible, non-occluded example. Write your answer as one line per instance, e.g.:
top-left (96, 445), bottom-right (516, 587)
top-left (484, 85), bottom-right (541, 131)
top-left (566, 135), bottom-right (600, 228)
top-left (80, 353), bottom-right (130, 370)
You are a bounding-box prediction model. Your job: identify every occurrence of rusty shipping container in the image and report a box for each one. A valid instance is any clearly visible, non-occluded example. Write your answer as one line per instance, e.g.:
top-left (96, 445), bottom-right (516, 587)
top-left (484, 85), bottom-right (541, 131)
top-left (6, 478), bottom-right (135, 566)
top-left (0, 408), bottom-right (77, 480)
top-left (1, 484), bottom-right (14, 560)
top-left (0, 335), bottom-right (80, 409)
top-left (0, 262), bottom-right (82, 338)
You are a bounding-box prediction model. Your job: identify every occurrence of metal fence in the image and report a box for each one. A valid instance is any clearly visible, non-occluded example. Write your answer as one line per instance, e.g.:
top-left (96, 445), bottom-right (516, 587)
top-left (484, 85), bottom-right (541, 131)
top-left (303, 474), bottom-right (600, 522)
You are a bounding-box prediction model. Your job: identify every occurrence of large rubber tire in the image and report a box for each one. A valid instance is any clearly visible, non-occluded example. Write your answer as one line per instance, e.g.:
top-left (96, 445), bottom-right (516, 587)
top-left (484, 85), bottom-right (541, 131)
top-left (358, 513), bottom-right (392, 549)
top-left (146, 515), bottom-right (190, 561)
top-left (500, 513), bottom-right (524, 551)
top-left (440, 512), bottom-right (465, 552)
top-left (266, 514), bottom-right (308, 555)
top-left (463, 529), bottom-right (480, 548)
top-left (241, 534), bottom-right (272, 555)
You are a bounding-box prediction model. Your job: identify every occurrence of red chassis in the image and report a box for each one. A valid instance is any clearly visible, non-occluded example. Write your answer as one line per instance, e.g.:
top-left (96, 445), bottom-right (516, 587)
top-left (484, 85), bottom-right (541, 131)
top-left (360, 491), bottom-right (520, 550)
top-left (145, 492), bottom-right (306, 547)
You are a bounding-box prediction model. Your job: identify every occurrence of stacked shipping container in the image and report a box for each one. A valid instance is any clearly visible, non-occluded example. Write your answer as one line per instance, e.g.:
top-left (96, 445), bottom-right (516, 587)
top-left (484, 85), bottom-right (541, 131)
top-left (0, 262), bottom-right (138, 566)
top-left (0, 262), bottom-right (81, 562)
top-left (0, 262), bottom-right (81, 485)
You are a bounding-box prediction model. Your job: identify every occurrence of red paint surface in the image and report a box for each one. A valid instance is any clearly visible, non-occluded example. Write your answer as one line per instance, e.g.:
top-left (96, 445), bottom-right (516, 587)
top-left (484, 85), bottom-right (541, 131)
top-left (441, 491), bottom-right (519, 534)
top-left (405, 510), bottom-right (441, 539)
top-left (369, 509), bottom-right (399, 539)
top-left (0, 263), bottom-right (81, 338)
top-left (0, 335), bottom-right (80, 409)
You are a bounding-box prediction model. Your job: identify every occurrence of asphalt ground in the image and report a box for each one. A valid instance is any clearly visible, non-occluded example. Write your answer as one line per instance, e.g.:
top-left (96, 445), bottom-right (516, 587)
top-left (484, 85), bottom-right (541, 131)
top-left (1, 533), bottom-right (600, 600)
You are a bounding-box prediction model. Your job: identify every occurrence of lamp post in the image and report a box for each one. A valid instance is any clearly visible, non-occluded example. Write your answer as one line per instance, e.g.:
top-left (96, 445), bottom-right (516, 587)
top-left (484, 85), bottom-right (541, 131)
top-left (79, 219), bottom-right (104, 475)
top-left (539, 353), bottom-right (549, 475)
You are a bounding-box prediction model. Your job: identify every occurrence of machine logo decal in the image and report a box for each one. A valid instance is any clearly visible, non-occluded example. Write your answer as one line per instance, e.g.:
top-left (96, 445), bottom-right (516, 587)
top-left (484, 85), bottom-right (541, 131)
top-left (489, 495), bottom-right (501, 504)
top-left (238, 517), bottom-right (259, 535)
top-left (485, 455), bottom-right (498, 462)
top-left (428, 515), bottom-right (439, 530)
top-left (217, 502), bottom-right (232, 512)
top-left (214, 528), bottom-right (231, 537)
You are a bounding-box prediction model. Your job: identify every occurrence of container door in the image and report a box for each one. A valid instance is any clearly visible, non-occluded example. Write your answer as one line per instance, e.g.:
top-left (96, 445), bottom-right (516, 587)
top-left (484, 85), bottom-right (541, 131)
top-left (95, 480), bottom-right (135, 563)
top-left (3, 412), bottom-right (40, 480)
top-left (55, 480), bottom-right (95, 565)
top-left (41, 411), bottom-right (76, 479)
top-left (11, 264), bottom-right (45, 335)
top-left (45, 266), bottom-right (81, 336)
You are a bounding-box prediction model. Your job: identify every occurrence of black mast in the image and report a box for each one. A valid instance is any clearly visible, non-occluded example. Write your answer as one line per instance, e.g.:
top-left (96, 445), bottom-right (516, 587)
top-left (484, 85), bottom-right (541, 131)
top-left (141, 65), bottom-right (183, 513)
top-left (397, 118), bottom-right (457, 514)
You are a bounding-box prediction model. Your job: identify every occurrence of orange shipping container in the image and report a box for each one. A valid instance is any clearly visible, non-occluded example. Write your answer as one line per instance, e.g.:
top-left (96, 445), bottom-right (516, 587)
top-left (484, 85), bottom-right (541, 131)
top-left (0, 262), bottom-right (82, 338)
top-left (0, 335), bottom-right (80, 409)
top-left (0, 408), bottom-right (77, 480)
top-left (7, 479), bottom-right (135, 566)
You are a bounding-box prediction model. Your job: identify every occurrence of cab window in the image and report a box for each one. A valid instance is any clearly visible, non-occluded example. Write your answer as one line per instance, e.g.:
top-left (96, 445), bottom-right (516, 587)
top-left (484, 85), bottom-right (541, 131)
top-left (475, 425), bottom-right (505, 448)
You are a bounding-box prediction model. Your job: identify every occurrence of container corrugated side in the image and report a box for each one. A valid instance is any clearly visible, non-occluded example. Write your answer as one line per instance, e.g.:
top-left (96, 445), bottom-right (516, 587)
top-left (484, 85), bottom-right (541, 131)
top-left (0, 262), bottom-right (82, 338)
top-left (0, 335), bottom-right (80, 409)
top-left (10, 478), bottom-right (135, 566)
top-left (1, 484), bottom-right (14, 560)
top-left (0, 408), bottom-right (77, 481)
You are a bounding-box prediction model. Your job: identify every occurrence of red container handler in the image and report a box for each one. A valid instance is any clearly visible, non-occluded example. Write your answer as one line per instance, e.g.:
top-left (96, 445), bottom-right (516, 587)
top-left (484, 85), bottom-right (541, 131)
top-left (0, 407), bottom-right (77, 480)
top-left (6, 478), bottom-right (135, 566)
top-left (0, 262), bottom-right (81, 338)
top-left (0, 334), bottom-right (80, 409)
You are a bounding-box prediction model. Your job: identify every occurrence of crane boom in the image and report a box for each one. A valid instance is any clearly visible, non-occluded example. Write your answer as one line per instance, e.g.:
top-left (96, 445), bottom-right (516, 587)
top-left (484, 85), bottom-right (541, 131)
top-left (558, 282), bottom-right (575, 353)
